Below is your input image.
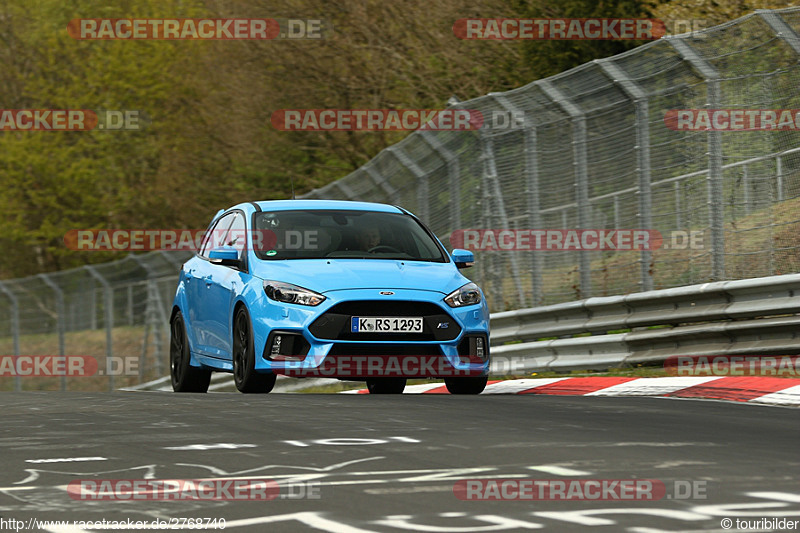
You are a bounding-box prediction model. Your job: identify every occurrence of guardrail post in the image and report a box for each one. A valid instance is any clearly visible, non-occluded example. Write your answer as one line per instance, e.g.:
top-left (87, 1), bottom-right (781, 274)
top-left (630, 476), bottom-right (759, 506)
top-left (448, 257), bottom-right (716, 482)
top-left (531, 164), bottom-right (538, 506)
top-left (85, 266), bottom-right (114, 391)
top-left (0, 281), bottom-right (21, 391)
top-left (37, 274), bottom-right (66, 391)
top-left (670, 38), bottom-right (724, 280)
top-left (539, 80), bottom-right (592, 297)
top-left (597, 59), bottom-right (655, 291)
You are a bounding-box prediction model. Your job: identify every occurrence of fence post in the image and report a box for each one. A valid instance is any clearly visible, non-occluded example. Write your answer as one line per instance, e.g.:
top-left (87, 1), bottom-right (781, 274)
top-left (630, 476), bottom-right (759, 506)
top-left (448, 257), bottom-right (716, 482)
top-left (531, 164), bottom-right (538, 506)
top-left (757, 10), bottom-right (800, 55)
top-left (523, 123), bottom-right (544, 305)
top-left (130, 256), bottom-right (170, 378)
top-left (743, 166), bottom-right (751, 215)
top-left (494, 94), bottom-right (541, 306)
top-left (88, 277), bottom-right (97, 330)
top-left (388, 146), bottom-right (430, 222)
top-left (758, 8), bottom-right (800, 206)
top-left (333, 180), bottom-right (357, 201)
top-left (477, 124), bottom-right (527, 309)
top-left (84, 266), bottom-right (114, 391)
top-left (37, 274), bottom-right (66, 391)
top-left (420, 131), bottom-right (461, 232)
top-left (670, 38), bottom-right (724, 280)
top-left (598, 59), bottom-right (654, 291)
top-left (0, 281), bottom-right (21, 391)
top-left (127, 284), bottom-right (134, 326)
top-left (538, 80), bottom-right (592, 297)
top-left (364, 166), bottom-right (399, 204)
top-left (477, 129), bottom-right (500, 306)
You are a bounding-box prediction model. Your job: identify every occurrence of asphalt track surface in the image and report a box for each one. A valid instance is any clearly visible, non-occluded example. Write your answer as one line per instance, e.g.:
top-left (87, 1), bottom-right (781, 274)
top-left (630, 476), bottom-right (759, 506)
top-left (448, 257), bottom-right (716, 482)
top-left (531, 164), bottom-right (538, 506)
top-left (0, 392), bottom-right (798, 532)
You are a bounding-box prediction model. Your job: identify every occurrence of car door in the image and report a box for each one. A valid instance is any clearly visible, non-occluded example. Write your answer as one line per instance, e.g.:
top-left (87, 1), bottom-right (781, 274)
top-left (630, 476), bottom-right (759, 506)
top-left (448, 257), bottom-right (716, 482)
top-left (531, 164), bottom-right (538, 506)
top-left (185, 212), bottom-right (236, 356)
top-left (204, 211), bottom-right (248, 359)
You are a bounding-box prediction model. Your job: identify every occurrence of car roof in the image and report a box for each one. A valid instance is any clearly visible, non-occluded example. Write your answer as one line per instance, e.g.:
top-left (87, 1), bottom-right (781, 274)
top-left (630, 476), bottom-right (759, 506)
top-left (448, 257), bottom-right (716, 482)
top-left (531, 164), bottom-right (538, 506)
top-left (249, 199), bottom-right (405, 213)
top-left (208, 200), bottom-right (409, 227)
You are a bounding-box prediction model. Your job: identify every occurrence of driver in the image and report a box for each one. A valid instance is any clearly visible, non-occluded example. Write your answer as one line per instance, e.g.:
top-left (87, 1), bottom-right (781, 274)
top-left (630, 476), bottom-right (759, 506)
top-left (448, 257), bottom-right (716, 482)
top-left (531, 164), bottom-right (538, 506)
top-left (355, 226), bottom-right (381, 251)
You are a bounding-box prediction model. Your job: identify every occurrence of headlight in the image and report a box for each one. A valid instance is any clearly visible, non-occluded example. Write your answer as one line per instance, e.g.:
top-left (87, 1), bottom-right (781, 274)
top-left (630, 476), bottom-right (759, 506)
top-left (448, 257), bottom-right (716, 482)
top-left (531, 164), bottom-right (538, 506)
top-left (444, 282), bottom-right (482, 307)
top-left (263, 280), bottom-right (325, 306)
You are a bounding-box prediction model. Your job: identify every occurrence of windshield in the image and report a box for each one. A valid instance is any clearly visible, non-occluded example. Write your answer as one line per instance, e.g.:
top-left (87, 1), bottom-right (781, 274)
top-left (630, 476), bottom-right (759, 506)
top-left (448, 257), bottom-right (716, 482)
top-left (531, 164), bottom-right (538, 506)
top-left (252, 209), bottom-right (447, 262)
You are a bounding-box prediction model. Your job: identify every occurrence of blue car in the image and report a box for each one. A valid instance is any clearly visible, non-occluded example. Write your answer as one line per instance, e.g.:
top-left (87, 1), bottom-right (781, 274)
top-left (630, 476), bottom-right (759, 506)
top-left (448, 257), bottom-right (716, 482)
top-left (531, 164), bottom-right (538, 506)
top-left (170, 200), bottom-right (490, 394)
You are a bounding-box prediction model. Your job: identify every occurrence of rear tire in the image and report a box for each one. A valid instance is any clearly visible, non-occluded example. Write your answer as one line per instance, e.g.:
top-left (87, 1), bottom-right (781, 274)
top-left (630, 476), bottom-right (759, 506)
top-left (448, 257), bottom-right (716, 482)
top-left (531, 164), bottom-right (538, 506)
top-left (366, 378), bottom-right (406, 394)
top-left (232, 307), bottom-right (276, 394)
top-left (170, 311), bottom-right (211, 393)
top-left (444, 376), bottom-right (487, 395)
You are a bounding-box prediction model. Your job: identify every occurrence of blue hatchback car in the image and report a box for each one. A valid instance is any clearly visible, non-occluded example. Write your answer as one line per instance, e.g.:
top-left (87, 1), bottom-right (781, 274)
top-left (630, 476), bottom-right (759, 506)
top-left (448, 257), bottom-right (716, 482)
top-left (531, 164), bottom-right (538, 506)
top-left (170, 200), bottom-right (490, 394)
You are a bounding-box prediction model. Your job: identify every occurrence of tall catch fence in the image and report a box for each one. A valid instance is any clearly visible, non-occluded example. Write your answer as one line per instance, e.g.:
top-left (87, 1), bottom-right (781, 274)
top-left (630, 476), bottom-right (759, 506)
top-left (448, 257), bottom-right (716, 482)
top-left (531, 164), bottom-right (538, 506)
top-left (0, 252), bottom-right (192, 391)
top-left (303, 8), bottom-right (800, 309)
top-left (1, 9), bottom-right (799, 390)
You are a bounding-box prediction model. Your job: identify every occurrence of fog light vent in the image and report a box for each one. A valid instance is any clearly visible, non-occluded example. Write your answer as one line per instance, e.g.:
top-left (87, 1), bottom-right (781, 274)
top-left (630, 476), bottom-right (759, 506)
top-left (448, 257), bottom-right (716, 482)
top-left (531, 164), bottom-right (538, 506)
top-left (476, 336), bottom-right (485, 358)
top-left (270, 335), bottom-right (282, 356)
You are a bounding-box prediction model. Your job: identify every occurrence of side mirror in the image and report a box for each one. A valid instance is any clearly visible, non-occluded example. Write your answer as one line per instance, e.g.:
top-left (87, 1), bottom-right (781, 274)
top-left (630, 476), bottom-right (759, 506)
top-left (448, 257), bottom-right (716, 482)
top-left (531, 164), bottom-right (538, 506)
top-left (209, 247), bottom-right (241, 267)
top-left (451, 248), bottom-right (475, 269)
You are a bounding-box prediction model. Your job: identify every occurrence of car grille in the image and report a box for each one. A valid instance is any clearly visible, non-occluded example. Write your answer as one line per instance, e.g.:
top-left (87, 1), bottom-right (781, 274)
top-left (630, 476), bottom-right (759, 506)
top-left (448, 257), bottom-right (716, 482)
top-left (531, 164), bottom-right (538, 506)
top-left (309, 300), bottom-right (461, 341)
top-left (327, 343), bottom-right (444, 356)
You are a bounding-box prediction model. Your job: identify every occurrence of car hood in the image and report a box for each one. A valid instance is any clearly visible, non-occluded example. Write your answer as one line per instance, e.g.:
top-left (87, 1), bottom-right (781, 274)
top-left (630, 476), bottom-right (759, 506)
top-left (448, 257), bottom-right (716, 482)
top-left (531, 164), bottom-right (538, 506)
top-left (250, 259), bottom-right (468, 295)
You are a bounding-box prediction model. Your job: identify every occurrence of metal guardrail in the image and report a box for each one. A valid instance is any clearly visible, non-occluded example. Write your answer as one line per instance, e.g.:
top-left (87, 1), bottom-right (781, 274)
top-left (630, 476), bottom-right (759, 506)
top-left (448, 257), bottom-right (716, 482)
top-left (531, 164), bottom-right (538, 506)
top-left (489, 273), bottom-right (800, 373)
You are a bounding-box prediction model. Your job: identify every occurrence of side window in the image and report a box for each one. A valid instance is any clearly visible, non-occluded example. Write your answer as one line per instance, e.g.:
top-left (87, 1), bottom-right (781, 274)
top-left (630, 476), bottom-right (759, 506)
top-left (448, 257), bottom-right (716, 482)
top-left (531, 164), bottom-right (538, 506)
top-left (224, 213), bottom-right (247, 259)
top-left (199, 213), bottom-right (235, 258)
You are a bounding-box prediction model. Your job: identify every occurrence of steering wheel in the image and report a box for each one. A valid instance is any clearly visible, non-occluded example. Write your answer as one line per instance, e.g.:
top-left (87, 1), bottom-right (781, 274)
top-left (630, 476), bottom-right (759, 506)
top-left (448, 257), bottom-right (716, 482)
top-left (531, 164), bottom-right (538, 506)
top-left (368, 245), bottom-right (402, 254)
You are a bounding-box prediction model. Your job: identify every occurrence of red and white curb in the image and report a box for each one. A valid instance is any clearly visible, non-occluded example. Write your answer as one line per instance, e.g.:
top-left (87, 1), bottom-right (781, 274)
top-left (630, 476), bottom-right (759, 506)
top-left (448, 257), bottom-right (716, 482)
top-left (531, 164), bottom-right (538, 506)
top-left (342, 377), bottom-right (800, 407)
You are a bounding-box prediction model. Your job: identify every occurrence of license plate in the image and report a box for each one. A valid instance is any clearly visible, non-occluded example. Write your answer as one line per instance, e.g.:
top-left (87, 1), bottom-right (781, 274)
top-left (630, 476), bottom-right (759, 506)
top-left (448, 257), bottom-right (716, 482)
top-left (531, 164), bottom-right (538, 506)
top-left (351, 317), bottom-right (423, 333)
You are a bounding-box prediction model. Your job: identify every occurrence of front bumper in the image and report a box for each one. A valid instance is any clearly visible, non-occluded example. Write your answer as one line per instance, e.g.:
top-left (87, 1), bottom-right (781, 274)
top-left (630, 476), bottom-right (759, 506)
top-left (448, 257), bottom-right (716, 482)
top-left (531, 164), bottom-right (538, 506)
top-left (250, 288), bottom-right (490, 378)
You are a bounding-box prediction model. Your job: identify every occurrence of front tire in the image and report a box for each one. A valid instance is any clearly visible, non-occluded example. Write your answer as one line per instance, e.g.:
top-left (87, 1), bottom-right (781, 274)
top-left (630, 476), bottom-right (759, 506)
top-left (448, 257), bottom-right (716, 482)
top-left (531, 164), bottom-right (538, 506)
top-left (232, 307), bottom-right (276, 394)
top-left (366, 378), bottom-right (407, 394)
top-left (444, 376), bottom-right (487, 395)
top-left (170, 311), bottom-right (211, 393)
